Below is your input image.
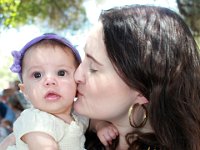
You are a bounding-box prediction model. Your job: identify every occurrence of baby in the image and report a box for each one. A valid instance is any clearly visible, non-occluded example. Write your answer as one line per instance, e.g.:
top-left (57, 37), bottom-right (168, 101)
top-left (7, 33), bottom-right (117, 150)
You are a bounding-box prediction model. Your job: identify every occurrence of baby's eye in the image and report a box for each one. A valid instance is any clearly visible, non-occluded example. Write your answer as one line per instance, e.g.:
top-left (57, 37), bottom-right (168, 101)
top-left (58, 70), bottom-right (67, 76)
top-left (33, 72), bottom-right (41, 78)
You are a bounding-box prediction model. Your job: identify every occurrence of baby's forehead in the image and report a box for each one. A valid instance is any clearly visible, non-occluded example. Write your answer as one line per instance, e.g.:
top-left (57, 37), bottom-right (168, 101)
top-left (27, 39), bottom-right (71, 50)
top-left (22, 40), bottom-right (79, 67)
top-left (24, 39), bottom-right (74, 55)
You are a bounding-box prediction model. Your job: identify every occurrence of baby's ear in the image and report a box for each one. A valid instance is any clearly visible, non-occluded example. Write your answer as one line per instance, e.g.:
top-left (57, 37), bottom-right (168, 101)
top-left (18, 83), bottom-right (24, 93)
top-left (18, 83), bottom-right (28, 100)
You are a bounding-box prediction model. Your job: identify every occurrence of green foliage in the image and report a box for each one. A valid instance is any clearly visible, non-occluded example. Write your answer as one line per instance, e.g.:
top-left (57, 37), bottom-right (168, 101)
top-left (0, 54), bottom-right (18, 89)
top-left (0, 0), bottom-right (87, 31)
top-left (195, 36), bottom-right (200, 48)
top-left (177, 0), bottom-right (200, 36)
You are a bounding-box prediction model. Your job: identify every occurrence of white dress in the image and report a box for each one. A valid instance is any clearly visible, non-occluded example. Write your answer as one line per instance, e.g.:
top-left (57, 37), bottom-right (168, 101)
top-left (7, 108), bottom-right (89, 150)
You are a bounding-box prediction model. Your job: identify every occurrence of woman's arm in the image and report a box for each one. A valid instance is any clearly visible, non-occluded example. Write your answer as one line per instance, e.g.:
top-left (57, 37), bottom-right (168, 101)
top-left (0, 133), bottom-right (16, 150)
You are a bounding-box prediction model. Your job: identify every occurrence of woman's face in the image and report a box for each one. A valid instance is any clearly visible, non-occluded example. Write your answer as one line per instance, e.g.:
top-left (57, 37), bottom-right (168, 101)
top-left (74, 22), bottom-right (140, 122)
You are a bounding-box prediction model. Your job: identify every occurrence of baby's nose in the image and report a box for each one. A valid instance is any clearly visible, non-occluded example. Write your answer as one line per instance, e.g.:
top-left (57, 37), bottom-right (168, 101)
top-left (44, 77), bottom-right (57, 86)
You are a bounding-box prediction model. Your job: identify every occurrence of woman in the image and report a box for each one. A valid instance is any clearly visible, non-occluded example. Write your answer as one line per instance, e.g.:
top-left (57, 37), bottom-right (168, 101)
top-left (1, 5), bottom-right (200, 150)
top-left (74, 5), bottom-right (200, 150)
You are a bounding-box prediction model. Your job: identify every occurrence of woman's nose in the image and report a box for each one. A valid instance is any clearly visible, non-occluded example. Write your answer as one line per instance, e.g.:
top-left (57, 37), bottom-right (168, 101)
top-left (74, 63), bottom-right (85, 84)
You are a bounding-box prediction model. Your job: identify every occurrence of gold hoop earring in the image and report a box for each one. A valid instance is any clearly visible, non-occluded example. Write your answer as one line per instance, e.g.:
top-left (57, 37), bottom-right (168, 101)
top-left (128, 103), bottom-right (148, 128)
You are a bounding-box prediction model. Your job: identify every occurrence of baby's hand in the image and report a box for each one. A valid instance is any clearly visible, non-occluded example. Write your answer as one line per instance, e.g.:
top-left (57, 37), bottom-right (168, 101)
top-left (96, 121), bottom-right (119, 146)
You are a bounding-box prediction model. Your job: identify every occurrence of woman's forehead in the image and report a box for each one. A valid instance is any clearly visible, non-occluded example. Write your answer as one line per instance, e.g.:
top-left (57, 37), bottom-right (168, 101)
top-left (85, 22), bottom-right (105, 54)
top-left (86, 22), bottom-right (103, 47)
top-left (84, 21), bottom-right (112, 66)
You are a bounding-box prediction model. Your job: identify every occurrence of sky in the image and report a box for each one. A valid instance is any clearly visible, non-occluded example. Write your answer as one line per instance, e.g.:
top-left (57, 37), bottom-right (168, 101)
top-left (0, 0), bottom-right (177, 89)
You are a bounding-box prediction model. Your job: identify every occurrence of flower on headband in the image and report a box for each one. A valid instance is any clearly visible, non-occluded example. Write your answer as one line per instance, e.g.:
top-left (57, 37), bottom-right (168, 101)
top-left (10, 50), bottom-right (23, 73)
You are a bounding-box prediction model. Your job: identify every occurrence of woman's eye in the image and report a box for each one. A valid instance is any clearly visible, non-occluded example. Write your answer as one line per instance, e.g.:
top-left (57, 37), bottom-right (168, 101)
top-left (33, 72), bottom-right (41, 78)
top-left (90, 69), bottom-right (98, 73)
top-left (89, 63), bottom-right (98, 73)
top-left (58, 70), bottom-right (66, 76)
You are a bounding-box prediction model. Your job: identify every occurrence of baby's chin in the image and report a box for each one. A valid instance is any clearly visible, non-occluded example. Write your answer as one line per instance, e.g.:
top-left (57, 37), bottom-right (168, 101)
top-left (73, 99), bottom-right (84, 114)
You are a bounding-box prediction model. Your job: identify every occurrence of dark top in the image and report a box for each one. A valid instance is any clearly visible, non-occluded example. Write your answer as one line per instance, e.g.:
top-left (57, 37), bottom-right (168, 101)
top-left (0, 102), bottom-right (7, 118)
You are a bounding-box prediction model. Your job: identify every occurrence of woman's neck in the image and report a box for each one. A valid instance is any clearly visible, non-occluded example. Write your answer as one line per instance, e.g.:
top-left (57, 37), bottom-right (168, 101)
top-left (112, 121), bottom-right (133, 149)
top-left (112, 118), bottom-right (153, 149)
top-left (117, 135), bottom-right (129, 150)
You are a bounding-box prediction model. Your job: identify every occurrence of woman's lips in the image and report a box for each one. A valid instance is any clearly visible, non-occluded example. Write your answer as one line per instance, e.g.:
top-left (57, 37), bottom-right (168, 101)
top-left (77, 90), bottom-right (84, 97)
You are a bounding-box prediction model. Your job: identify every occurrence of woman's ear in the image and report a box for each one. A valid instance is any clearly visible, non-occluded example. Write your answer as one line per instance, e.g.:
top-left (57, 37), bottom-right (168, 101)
top-left (135, 92), bottom-right (148, 105)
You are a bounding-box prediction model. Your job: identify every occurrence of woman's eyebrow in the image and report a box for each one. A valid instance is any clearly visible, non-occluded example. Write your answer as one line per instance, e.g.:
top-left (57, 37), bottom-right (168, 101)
top-left (86, 53), bottom-right (103, 66)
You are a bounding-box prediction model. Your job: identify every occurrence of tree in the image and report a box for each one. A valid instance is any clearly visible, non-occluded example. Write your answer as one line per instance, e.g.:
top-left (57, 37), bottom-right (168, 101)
top-left (177, 0), bottom-right (200, 36)
top-left (0, 0), bottom-right (87, 31)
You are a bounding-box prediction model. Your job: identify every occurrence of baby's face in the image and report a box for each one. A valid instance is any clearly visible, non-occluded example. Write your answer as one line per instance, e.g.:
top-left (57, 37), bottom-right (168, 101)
top-left (19, 45), bottom-right (77, 116)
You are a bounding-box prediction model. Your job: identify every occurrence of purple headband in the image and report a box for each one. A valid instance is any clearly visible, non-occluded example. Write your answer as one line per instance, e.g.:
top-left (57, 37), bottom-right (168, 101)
top-left (10, 33), bottom-right (81, 82)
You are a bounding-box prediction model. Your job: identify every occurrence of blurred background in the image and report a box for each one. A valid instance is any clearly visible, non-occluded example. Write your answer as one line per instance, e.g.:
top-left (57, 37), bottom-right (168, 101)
top-left (0, 0), bottom-right (200, 89)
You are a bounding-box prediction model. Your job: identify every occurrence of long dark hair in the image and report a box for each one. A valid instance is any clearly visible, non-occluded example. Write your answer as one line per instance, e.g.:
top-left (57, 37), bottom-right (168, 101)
top-left (86, 5), bottom-right (200, 150)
